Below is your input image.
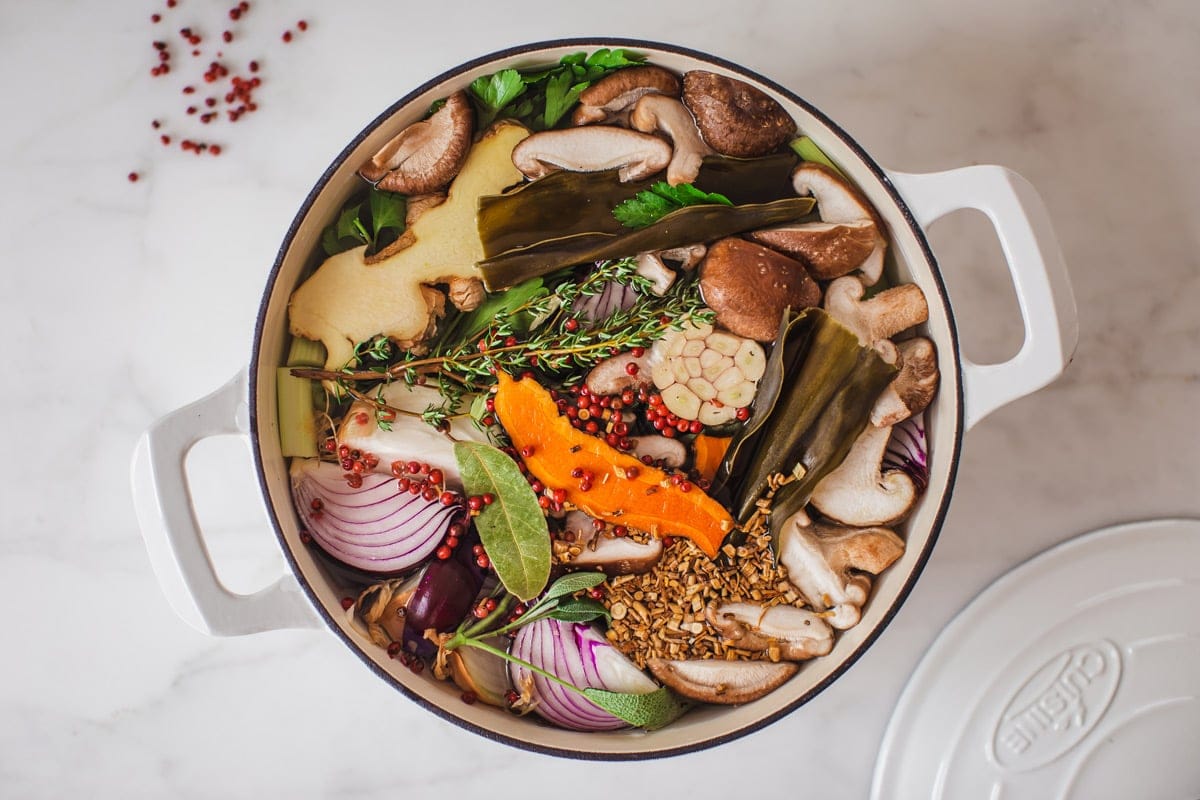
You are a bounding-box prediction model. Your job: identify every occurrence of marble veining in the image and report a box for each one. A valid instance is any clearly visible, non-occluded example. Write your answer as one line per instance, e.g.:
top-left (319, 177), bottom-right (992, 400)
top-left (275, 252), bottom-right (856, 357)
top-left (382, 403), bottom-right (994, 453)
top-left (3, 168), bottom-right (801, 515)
top-left (1, 0), bottom-right (1197, 797)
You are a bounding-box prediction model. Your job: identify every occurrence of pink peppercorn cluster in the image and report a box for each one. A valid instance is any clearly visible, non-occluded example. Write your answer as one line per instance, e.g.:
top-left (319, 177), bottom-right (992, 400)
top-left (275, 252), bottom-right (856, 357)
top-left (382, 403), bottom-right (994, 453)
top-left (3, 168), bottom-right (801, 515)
top-left (131, 1), bottom-right (310, 180)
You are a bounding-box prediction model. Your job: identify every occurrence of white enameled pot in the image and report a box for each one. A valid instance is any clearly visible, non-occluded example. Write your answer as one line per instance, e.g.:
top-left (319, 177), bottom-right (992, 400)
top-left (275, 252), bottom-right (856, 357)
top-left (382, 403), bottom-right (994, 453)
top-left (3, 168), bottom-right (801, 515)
top-left (131, 39), bottom-right (1078, 759)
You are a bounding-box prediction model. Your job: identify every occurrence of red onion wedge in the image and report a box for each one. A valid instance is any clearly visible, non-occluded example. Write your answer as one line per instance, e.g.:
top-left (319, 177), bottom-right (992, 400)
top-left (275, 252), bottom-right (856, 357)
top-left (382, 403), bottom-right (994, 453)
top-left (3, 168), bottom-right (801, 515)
top-left (882, 411), bottom-right (928, 493)
top-left (509, 618), bottom-right (657, 731)
top-left (291, 459), bottom-right (456, 574)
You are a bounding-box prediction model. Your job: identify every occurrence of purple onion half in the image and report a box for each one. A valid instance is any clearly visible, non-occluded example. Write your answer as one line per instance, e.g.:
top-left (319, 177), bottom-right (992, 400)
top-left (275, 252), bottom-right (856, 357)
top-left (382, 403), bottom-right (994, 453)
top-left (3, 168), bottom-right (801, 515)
top-left (290, 459), bottom-right (455, 574)
top-left (882, 412), bottom-right (928, 493)
top-left (509, 618), bottom-right (657, 731)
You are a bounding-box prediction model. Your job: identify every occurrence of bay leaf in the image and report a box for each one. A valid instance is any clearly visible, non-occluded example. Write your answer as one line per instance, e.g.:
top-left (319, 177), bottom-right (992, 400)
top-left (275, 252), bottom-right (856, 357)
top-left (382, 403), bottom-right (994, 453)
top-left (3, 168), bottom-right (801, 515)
top-left (454, 442), bottom-right (551, 601)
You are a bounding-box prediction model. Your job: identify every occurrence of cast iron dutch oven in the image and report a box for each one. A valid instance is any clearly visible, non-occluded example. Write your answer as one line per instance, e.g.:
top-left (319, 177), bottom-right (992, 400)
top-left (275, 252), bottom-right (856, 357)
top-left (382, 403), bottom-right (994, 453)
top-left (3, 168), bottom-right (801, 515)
top-left (132, 39), bottom-right (1077, 759)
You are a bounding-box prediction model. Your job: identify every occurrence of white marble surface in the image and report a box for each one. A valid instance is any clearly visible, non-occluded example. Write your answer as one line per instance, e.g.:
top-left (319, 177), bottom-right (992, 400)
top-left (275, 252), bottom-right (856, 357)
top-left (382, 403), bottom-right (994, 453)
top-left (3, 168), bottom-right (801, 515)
top-left (2, 0), bottom-right (1197, 797)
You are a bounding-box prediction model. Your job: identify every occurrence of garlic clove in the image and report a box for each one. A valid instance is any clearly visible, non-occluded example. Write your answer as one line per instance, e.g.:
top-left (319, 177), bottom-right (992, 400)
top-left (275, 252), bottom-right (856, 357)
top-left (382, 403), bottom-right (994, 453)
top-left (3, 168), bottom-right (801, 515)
top-left (662, 384), bottom-right (702, 419)
top-left (717, 379), bottom-right (757, 407)
top-left (706, 331), bottom-right (742, 356)
top-left (651, 358), bottom-right (676, 388)
top-left (713, 365), bottom-right (745, 391)
top-left (699, 402), bottom-right (737, 426)
top-left (734, 339), bottom-right (767, 381)
top-left (687, 377), bottom-right (718, 401)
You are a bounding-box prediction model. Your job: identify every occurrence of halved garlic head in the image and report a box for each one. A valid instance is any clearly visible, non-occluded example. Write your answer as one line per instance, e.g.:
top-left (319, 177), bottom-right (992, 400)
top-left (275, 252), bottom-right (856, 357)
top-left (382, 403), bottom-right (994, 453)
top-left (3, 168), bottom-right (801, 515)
top-left (649, 321), bottom-right (765, 424)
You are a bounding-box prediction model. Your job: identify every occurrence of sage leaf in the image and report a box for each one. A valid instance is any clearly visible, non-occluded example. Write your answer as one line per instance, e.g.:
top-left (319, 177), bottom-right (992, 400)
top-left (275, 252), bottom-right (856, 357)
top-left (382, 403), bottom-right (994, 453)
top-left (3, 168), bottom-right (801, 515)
top-left (455, 442), bottom-right (551, 601)
top-left (582, 687), bottom-right (690, 730)
top-left (541, 571), bottom-right (605, 602)
top-left (547, 597), bottom-right (610, 624)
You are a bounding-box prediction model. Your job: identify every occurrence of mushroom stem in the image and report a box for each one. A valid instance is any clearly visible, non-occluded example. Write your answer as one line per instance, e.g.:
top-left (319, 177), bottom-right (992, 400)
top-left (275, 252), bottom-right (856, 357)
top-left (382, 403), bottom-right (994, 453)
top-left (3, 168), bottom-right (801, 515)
top-left (777, 516), bottom-right (905, 630)
top-left (809, 424), bottom-right (917, 527)
top-left (629, 95), bottom-right (713, 186)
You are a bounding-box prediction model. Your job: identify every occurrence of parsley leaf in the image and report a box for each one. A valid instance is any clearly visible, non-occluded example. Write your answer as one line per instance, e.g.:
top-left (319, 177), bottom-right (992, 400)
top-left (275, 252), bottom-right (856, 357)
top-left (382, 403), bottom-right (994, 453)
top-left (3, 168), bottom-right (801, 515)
top-left (612, 182), bottom-right (734, 228)
top-left (321, 191), bottom-right (409, 257)
top-left (465, 49), bottom-right (645, 132)
top-left (543, 71), bottom-right (589, 128)
top-left (470, 69), bottom-right (527, 128)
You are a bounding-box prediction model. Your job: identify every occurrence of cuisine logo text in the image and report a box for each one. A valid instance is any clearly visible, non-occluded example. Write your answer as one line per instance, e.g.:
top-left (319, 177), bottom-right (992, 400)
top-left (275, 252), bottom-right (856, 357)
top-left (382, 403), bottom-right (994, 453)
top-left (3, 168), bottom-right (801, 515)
top-left (990, 640), bottom-right (1121, 771)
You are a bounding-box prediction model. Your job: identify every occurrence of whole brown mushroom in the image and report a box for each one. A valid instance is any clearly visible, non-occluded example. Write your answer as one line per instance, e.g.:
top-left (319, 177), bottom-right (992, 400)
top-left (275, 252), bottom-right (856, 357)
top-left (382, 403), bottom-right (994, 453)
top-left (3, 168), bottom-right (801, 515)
top-left (699, 237), bottom-right (821, 342)
top-left (681, 70), bottom-right (796, 158)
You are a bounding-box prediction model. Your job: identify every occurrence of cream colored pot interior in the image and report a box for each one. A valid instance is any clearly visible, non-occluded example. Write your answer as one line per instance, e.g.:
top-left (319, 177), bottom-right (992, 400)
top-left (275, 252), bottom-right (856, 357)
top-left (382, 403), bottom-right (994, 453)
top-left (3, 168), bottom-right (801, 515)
top-left (251, 42), bottom-right (961, 757)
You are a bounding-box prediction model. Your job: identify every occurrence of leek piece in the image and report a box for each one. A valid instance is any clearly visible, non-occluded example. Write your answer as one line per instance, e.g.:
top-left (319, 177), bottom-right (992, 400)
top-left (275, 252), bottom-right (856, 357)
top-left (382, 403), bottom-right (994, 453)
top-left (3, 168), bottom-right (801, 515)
top-left (277, 366), bottom-right (319, 457)
top-left (789, 136), bottom-right (845, 177)
top-left (479, 197), bottom-right (815, 291)
top-left (287, 336), bottom-right (326, 368)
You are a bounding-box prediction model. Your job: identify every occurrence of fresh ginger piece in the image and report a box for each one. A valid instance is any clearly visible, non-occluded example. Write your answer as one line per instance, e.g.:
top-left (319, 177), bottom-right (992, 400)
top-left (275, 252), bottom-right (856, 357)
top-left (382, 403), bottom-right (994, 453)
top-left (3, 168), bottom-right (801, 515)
top-left (288, 122), bottom-right (531, 370)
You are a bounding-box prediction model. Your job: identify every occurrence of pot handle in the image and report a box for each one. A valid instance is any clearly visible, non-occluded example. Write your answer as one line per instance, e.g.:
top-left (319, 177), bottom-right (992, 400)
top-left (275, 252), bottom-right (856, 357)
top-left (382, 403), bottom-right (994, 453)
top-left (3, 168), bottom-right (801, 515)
top-left (131, 370), bottom-right (322, 635)
top-left (886, 166), bottom-right (1078, 430)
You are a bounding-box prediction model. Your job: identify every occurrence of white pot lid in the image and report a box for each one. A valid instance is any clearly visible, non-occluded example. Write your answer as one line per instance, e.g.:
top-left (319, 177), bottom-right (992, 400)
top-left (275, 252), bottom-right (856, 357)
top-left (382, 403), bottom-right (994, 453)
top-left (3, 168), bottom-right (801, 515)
top-left (872, 518), bottom-right (1200, 800)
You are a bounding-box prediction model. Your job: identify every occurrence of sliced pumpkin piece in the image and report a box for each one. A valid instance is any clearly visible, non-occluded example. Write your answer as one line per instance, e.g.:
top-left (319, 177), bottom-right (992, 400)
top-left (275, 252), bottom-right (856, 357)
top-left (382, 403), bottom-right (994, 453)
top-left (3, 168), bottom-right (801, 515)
top-left (492, 372), bottom-right (735, 558)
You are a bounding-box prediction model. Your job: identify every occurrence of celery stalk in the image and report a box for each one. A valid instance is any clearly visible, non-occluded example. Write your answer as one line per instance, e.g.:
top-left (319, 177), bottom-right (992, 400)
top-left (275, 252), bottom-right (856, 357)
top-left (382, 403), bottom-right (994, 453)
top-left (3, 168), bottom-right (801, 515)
top-left (277, 366), bottom-right (319, 457)
top-left (789, 136), bottom-right (845, 177)
top-left (286, 336), bottom-right (326, 368)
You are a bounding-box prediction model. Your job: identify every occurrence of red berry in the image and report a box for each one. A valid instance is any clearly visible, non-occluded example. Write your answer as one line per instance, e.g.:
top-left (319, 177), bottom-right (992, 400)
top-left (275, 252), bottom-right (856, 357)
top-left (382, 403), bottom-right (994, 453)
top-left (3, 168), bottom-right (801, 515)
top-left (340, 597), bottom-right (354, 610)
top-left (439, 491), bottom-right (457, 506)
top-left (127, 171), bottom-right (139, 182)
top-left (436, 545), bottom-right (452, 560)
top-left (564, 318), bottom-right (579, 332)
top-left (625, 362), bottom-right (640, 376)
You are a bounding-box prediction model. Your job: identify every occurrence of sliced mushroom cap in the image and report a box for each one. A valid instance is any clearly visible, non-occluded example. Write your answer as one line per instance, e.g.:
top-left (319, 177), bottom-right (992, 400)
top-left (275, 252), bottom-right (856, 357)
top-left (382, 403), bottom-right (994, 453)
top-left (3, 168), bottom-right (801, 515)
top-left (699, 237), bottom-right (821, 341)
top-left (777, 515), bottom-right (905, 630)
top-left (791, 162), bottom-right (883, 226)
top-left (824, 275), bottom-right (929, 347)
top-left (629, 94), bottom-right (714, 186)
top-left (681, 70), bottom-right (796, 158)
top-left (626, 435), bottom-right (688, 469)
top-left (358, 92), bottom-right (474, 194)
top-left (746, 220), bottom-right (885, 281)
top-left (871, 337), bottom-right (939, 427)
top-left (790, 162), bottom-right (888, 284)
top-left (647, 657), bottom-right (799, 705)
top-left (510, 127), bottom-right (672, 183)
top-left (572, 65), bottom-right (682, 126)
top-left (585, 351), bottom-right (654, 396)
top-left (568, 535), bottom-right (664, 576)
top-left (705, 602), bottom-right (835, 660)
top-left (810, 423), bottom-right (917, 527)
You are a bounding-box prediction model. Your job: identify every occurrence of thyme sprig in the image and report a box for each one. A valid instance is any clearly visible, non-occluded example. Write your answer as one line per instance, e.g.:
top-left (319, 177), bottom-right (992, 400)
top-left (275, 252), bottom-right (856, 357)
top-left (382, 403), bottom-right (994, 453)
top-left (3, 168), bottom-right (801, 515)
top-left (292, 259), bottom-right (713, 413)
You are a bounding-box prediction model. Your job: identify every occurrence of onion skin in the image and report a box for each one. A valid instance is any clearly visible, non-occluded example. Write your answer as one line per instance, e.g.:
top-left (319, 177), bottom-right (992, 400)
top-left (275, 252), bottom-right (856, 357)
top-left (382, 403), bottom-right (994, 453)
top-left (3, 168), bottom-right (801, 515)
top-left (291, 459), bottom-right (456, 575)
top-left (509, 618), bottom-right (656, 731)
